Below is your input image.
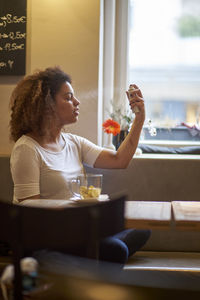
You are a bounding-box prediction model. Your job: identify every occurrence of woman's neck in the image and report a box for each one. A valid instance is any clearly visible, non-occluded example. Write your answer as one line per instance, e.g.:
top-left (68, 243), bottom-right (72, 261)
top-left (27, 130), bottom-right (66, 152)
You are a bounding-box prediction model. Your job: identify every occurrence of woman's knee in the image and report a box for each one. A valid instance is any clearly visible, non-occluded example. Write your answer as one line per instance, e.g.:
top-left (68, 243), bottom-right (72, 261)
top-left (99, 237), bottom-right (129, 264)
top-left (114, 229), bottom-right (151, 256)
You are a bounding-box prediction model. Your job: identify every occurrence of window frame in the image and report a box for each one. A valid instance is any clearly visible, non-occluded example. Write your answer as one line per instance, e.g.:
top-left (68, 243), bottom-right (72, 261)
top-left (98, 0), bottom-right (130, 147)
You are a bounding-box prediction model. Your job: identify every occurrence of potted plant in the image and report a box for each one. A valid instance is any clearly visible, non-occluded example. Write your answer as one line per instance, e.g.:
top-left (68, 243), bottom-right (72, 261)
top-left (102, 119), bottom-right (121, 150)
top-left (104, 102), bottom-right (133, 150)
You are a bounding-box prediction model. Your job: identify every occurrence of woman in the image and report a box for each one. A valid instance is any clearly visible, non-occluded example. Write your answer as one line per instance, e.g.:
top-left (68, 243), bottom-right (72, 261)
top-left (10, 67), bottom-right (150, 264)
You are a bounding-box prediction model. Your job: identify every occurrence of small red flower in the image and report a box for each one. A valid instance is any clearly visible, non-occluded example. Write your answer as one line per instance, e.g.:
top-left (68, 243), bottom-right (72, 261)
top-left (102, 119), bottom-right (121, 136)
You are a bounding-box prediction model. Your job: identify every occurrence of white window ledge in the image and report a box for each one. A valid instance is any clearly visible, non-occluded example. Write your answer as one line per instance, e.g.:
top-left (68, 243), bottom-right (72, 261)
top-left (135, 153), bottom-right (200, 160)
top-left (140, 140), bottom-right (200, 147)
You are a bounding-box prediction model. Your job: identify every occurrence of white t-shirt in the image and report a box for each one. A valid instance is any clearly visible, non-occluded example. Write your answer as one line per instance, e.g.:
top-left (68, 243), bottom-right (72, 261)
top-left (10, 133), bottom-right (103, 203)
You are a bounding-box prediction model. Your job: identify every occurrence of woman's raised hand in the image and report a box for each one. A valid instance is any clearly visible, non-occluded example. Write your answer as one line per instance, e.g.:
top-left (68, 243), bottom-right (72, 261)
top-left (126, 84), bottom-right (145, 122)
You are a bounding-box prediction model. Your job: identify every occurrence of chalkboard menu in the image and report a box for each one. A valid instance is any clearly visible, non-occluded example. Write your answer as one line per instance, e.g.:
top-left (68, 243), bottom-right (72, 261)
top-left (0, 0), bottom-right (27, 75)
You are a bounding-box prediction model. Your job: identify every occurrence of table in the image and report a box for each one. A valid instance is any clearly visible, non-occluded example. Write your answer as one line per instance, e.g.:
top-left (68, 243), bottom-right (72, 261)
top-left (125, 201), bottom-right (171, 230)
top-left (172, 201), bottom-right (200, 231)
top-left (19, 195), bottom-right (109, 209)
top-left (125, 201), bottom-right (200, 231)
top-left (19, 199), bottom-right (76, 209)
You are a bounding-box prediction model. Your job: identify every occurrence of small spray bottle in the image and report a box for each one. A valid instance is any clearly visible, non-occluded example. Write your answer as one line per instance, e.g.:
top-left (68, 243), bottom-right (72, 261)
top-left (128, 84), bottom-right (140, 114)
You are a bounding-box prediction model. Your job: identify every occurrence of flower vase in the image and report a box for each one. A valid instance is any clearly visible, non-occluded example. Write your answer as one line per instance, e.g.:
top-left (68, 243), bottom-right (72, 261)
top-left (113, 130), bottom-right (129, 150)
top-left (104, 134), bottom-right (115, 150)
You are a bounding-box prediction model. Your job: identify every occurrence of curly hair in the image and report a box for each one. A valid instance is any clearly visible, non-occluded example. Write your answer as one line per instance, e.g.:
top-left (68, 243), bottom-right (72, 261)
top-left (9, 67), bottom-right (71, 141)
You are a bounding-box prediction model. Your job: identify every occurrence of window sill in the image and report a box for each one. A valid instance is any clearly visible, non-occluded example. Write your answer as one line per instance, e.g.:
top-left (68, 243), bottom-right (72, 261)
top-left (142, 126), bottom-right (200, 144)
top-left (140, 139), bottom-right (200, 148)
top-left (135, 153), bottom-right (200, 160)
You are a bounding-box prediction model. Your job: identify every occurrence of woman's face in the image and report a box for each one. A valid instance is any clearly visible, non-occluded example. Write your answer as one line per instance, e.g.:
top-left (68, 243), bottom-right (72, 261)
top-left (54, 81), bottom-right (80, 126)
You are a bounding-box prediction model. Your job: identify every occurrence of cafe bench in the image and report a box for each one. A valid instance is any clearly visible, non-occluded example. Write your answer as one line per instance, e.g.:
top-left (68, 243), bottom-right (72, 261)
top-left (124, 251), bottom-right (200, 292)
top-left (124, 200), bottom-right (200, 280)
top-left (125, 250), bottom-right (200, 272)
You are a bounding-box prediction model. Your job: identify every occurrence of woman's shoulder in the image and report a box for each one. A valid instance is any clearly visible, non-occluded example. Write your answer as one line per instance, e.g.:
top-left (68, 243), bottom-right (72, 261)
top-left (62, 132), bottom-right (84, 144)
top-left (12, 135), bottom-right (40, 153)
top-left (10, 135), bottom-right (41, 165)
top-left (62, 132), bottom-right (103, 151)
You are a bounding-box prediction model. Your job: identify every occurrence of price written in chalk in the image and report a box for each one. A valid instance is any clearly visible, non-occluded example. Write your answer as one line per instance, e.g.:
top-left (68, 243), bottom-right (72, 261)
top-left (0, 60), bottom-right (14, 69)
top-left (0, 31), bottom-right (26, 40)
top-left (0, 0), bottom-right (27, 75)
top-left (0, 14), bottom-right (26, 28)
top-left (0, 42), bottom-right (24, 51)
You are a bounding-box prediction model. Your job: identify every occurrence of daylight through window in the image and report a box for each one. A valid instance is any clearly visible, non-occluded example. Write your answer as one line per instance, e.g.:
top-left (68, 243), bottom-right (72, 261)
top-left (128, 0), bottom-right (200, 141)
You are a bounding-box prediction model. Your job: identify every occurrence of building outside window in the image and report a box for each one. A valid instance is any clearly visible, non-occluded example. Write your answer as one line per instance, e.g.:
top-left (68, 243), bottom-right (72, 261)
top-left (128, 0), bottom-right (200, 142)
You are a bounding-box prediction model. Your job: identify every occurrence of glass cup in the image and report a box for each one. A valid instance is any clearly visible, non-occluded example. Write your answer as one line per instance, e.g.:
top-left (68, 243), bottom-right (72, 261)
top-left (69, 174), bottom-right (103, 200)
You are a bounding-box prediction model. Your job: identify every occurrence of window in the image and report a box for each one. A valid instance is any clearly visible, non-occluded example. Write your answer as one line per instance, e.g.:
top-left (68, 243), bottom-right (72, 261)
top-left (128, 0), bottom-right (200, 142)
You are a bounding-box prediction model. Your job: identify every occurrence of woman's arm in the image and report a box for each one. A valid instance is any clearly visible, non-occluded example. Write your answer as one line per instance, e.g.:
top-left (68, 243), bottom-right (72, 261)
top-left (11, 144), bottom-right (41, 202)
top-left (94, 85), bottom-right (145, 169)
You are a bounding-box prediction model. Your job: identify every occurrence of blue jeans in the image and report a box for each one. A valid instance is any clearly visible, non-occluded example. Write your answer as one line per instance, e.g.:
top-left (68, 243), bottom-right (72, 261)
top-left (99, 229), bottom-right (151, 264)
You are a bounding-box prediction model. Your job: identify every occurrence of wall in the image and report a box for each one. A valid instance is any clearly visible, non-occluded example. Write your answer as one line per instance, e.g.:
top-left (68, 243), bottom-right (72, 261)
top-left (0, 0), bottom-right (100, 155)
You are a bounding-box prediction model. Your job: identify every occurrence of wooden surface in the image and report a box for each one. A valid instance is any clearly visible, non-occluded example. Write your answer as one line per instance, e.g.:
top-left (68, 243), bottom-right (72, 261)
top-left (172, 201), bottom-right (200, 231)
top-left (18, 195), bottom-right (109, 209)
top-left (125, 251), bottom-right (200, 271)
top-left (125, 201), bottom-right (171, 230)
top-left (18, 199), bottom-right (76, 209)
